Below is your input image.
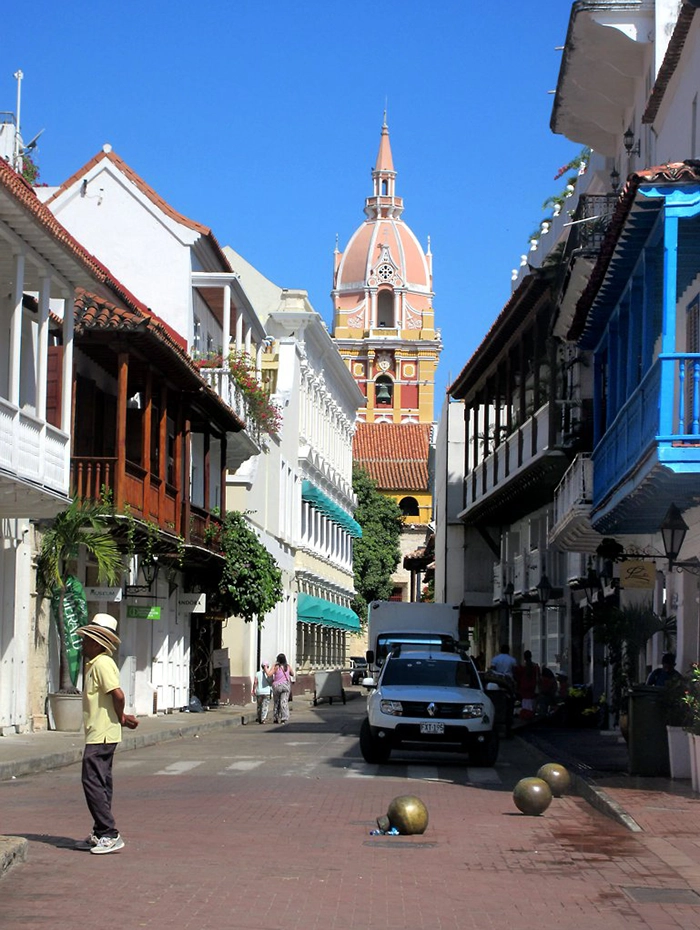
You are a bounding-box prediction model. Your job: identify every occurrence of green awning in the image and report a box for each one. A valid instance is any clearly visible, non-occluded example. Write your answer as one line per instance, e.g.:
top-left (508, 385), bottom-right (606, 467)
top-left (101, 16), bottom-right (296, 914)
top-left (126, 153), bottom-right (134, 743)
top-left (297, 593), bottom-right (361, 632)
top-left (301, 480), bottom-right (362, 538)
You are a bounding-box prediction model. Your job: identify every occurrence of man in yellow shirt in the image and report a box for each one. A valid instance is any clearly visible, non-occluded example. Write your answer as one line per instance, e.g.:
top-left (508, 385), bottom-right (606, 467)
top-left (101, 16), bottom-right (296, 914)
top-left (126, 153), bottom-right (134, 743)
top-left (77, 614), bottom-right (138, 855)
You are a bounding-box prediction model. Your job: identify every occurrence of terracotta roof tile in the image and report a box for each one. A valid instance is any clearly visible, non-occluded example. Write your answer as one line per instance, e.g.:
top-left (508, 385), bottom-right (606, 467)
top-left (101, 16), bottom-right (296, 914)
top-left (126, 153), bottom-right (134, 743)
top-left (0, 157), bottom-right (185, 349)
top-left (569, 161), bottom-right (700, 341)
top-left (353, 422), bottom-right (432, 491)
top-left (74, 289), bottom-right (244, 431)
top-left (643, 4), bottom-right (697, 125)
top-left (46, 149), bottom-right (232, 271)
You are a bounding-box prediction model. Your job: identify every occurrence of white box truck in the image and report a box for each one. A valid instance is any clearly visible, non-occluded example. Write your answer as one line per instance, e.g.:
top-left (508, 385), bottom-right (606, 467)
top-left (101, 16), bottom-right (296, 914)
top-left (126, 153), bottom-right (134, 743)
top-left (366, 600), bottom-right (461, 671)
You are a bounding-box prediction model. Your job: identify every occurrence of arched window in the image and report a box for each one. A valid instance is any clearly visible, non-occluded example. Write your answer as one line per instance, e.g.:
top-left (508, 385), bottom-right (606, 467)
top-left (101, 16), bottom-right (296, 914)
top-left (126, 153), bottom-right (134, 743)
top-left (399, 497), bottom-right (420, 516)
top-left (375, 375), bottom-right (393, 406)
top-left (376, 290), bottom-right (394, 327)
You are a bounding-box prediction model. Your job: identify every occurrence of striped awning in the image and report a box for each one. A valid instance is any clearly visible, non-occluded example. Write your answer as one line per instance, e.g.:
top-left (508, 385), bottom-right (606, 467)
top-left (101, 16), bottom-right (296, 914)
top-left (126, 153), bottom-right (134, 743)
top-left (301, 480), bottom-right (362, 538)
top-left (297, 593), bottom-right (361, 632)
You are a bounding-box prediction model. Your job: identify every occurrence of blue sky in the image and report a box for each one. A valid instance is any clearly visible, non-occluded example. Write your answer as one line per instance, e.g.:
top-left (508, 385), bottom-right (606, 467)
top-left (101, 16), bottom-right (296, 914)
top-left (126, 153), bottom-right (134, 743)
top-left (4, 1), bottom-right (579, 414)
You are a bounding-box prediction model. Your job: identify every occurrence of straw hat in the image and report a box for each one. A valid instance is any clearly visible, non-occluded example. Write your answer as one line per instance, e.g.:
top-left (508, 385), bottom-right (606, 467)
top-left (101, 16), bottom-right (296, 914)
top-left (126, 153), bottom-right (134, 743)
top-left (77, 613), bottom-right (121, 654)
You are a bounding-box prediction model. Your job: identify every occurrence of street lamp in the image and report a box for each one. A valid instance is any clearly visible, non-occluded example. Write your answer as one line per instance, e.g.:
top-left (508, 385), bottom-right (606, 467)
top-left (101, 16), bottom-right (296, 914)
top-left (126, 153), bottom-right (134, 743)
top-left (660, 503), bottom-right (688, 568)
top-left (581, 557), bottom-right (601, 606)
top-left (141, 554), bottom-right (160, 590)
top-left (503, 582), bottom-right (514, 610)
top-left (535, 573), bottom-right (552, 607)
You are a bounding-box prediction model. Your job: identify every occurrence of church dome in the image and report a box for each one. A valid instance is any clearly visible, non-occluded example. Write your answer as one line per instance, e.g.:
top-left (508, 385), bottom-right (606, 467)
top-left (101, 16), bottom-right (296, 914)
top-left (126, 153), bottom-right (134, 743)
top-left (333, 121), bottom-right (432, 298)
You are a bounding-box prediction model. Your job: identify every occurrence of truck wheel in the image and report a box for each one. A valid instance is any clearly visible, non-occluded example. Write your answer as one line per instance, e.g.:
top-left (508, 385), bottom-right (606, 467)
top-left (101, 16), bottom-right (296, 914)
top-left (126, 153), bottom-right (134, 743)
top-left (360, 719), bottom-right (391, 763)
top-left (469, 731), bottom-right (499, 767)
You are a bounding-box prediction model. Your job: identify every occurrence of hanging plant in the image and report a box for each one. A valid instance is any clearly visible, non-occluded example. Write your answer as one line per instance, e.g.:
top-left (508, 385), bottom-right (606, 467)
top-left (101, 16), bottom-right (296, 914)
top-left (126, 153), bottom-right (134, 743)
top-left (212, 511), bottom-right (283, 623)
top-left (228, 351), bottom-right (282, 437)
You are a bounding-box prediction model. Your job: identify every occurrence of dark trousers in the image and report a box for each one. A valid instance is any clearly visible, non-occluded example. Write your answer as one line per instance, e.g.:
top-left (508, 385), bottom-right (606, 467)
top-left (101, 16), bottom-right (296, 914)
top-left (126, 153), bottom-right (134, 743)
top-left (82, 742), bottom-right (118, 838)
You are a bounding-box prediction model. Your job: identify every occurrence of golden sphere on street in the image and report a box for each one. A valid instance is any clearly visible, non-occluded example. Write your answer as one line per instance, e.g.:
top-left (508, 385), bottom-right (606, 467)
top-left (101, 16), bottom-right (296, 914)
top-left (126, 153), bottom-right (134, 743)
top-left (537, 762), bottom-right (571, 797)
top-left (386, 795), bottom-right (429, 835)
top-left (513, 777), bottom-right (553, 816)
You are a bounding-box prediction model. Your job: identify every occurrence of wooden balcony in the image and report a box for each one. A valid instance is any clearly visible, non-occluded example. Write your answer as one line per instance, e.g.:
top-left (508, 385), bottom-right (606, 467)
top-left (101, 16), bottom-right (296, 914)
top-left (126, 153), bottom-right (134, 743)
top-left (70, 456), bottom-right (220, 545)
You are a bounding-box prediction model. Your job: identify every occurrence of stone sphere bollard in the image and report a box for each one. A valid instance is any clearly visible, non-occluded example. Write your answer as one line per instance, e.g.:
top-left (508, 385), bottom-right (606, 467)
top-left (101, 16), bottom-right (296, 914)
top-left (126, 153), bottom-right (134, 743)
top-left (536, 762), bottom-right (571, 797)
top-left (513, 777), bottom-right (553, 816)
top-left (386, 795), bottom-right (429, 835)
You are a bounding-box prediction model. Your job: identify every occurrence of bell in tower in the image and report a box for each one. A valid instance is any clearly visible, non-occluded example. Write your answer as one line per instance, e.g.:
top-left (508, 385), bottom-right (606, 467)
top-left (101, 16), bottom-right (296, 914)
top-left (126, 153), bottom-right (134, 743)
top-left (375, 376), bottom-right (393, 405)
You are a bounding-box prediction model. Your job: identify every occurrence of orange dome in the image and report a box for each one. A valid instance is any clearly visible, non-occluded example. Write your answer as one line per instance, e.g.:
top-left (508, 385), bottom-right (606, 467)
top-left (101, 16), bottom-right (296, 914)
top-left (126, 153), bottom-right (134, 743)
top-left (333, 120), bottom-right (432, 300)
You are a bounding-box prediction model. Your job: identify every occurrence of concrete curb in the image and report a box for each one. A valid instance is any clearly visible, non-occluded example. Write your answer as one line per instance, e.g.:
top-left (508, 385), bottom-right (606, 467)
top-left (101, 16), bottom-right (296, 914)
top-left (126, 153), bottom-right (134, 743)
top-left (0, 710), bottom-right (258, 784)
top-left (0, 835), bottom-right (28, 878)
top-left (0, 708), bottom-right (258, 878)
top-left (514, 733), bottom-right (643, 832)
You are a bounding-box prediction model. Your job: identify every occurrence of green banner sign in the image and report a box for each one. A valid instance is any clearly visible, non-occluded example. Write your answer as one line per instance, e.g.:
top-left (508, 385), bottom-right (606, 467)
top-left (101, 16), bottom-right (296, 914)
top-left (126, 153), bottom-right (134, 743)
top-left (127, 605), bottom-right (161, 620)
top-left (51, 574), bottom-right (88, 686)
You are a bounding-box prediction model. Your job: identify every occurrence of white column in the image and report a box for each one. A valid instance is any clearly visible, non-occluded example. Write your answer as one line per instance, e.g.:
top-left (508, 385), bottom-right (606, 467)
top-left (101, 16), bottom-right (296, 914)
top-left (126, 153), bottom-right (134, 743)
top-left (256, 342), bottom-right (263, 378)
top-left (235, 313), bottom-right (243, 353)
top-left (222, 283), bottom-right (231, 366)
top-left (244, 324), bottom-right (252, 357)
top-left (61, 290), bottom-right (74, 434)
top-left (36, 274), bottom-right (51, 421)
top-left (9, 251), bottom-right (25, 406)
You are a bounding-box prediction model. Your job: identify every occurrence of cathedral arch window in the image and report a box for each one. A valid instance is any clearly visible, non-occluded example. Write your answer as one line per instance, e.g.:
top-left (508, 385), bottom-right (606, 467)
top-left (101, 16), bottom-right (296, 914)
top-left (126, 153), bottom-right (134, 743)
top-left (375, 374), bottom-right (393, 406)
top-left (399, 496), bottom-right (420, 517)
top-left (376, 289), bottom-right (394, 327)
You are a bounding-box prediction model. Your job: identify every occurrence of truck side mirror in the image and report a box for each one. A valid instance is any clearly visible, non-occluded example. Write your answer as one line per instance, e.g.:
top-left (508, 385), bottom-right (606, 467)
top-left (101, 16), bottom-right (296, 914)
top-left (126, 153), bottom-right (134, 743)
top-left (366, 649), bottom-right (375, 665)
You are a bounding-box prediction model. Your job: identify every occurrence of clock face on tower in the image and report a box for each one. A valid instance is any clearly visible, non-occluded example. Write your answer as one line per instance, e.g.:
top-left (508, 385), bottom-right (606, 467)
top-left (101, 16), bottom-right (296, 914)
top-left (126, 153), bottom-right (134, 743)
top-left (377, 263), bottom-right (394, 282)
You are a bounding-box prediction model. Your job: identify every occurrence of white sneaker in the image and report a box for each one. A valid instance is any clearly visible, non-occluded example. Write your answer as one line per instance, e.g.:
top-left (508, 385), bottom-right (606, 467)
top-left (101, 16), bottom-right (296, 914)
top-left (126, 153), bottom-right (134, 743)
top-left (90, 834), bottom-right (125, 855)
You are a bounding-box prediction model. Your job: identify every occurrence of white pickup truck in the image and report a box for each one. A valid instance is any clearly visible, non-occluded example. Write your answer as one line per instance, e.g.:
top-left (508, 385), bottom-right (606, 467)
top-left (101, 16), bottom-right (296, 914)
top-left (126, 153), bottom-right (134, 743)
top-left (366, 601), bottom-right (461, 671)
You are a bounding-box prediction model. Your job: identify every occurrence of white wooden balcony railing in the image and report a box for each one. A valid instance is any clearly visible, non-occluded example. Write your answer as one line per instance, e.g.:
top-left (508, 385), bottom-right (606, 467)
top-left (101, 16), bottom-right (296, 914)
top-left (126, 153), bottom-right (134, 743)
top-left (0, 398), bottom-right (69, 496)
top-left (464, 403), bottom-right (552, 509)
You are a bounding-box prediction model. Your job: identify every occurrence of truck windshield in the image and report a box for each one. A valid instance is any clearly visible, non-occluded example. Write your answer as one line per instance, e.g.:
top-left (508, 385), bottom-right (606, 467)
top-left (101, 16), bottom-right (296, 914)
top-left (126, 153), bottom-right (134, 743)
top-left (376, 634), bottom-right (455, 663)
top-left (381, 658), bottom-right (480, 689)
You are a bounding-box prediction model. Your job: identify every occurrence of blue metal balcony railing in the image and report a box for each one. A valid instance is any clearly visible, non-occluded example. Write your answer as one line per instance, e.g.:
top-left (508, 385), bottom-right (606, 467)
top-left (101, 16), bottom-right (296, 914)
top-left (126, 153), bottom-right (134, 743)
top-left (593, 355), bottom-right (700, 505)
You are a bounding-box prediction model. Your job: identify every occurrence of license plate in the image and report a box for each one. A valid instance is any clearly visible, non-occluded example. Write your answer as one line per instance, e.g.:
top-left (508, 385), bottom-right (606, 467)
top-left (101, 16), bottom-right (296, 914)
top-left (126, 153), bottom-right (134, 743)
top-left (420, 721), bottom-right (445, 734)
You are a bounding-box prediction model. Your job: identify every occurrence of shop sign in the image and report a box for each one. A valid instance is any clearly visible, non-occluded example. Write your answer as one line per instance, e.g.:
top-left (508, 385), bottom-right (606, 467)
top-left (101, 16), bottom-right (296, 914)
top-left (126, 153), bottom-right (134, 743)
top-left (126, 605), bottom-right (161, 620)
top-left (619, 560), bottom-right (656, 589)
top-left (177, 593), bottom-right (207, 614)
top-left (84, 586), bottom-right (123, 602)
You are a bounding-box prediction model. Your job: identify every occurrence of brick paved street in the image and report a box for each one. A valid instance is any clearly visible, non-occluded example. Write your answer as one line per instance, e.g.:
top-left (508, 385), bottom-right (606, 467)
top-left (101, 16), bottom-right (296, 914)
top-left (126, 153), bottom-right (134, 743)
top-left (2, 697), bottom-right (700, 930)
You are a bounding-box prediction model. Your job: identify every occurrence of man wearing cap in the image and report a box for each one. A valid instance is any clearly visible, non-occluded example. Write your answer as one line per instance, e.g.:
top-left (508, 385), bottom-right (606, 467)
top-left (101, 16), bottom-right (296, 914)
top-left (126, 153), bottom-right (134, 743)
top-left (77, 613), bottom-right (138, 855)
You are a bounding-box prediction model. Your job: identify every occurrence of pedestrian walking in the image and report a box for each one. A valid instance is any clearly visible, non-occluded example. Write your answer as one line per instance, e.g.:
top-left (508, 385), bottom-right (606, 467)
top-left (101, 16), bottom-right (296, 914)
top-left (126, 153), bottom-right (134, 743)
top-left (76, 613), bottom-right (138, 854)
top-left (490, 644), bottom-right (517, 678)
top-left (271, 653), bottom-right (294, 725)
top-left (252, 663), bottom-right (272, 723)
top-left (515, 650), bottom-right (540, 719)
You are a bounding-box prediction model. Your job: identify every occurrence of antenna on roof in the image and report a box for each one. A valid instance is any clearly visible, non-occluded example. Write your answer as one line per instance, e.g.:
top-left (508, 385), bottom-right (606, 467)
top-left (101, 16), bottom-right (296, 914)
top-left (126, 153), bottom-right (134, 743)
top-left (13, 69), bottom-right (23, 172)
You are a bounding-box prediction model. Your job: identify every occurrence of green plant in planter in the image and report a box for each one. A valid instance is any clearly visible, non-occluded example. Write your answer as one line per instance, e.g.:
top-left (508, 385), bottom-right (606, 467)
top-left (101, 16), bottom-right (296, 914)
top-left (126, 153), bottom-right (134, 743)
top-left (682, 665), bottom-right (700, 733)
top-left (592, 600), bottom-right (675, 719)
top-left (37, 498), bottom-right (122, 693)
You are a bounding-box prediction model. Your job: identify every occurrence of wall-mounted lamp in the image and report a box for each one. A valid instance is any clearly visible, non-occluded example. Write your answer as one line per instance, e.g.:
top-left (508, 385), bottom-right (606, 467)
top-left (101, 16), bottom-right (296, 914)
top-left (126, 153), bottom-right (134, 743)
top-left (141, 554), bottom-right (160, 589)
top-left (503, 582), bottom-right (514, 610)
top-left (610, 167), bottom-right (620, 193)
top-left (660, 504), bottom-right (700, 573)
top-left (623, 128), bottom-right (641, 158)
top-left (535, 573), bottom-right (553, 607)
top-left (581, 557), bottom-right (601, 607)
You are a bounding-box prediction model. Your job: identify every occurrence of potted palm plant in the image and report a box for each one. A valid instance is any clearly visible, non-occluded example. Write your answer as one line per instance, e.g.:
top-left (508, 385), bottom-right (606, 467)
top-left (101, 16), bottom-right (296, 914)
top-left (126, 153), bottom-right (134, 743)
top-left (37, 498), bottom-right (122, 730)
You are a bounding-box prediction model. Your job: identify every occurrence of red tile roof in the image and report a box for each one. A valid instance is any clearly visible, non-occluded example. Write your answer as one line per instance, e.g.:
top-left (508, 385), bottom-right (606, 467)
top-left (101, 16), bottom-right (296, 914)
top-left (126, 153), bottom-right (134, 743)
top-left (0, 157), bottom-right (185, 349)
top-left (74, 289), bottom-right (244, 431)
top-left (353, 422), bottom-right (432, 491)
top-left (568, 161), bottom-right (700, 341)
top-left (46, 149), bottom-right (232, 271)
top-left (643, 4), bottom-right (697, 125)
